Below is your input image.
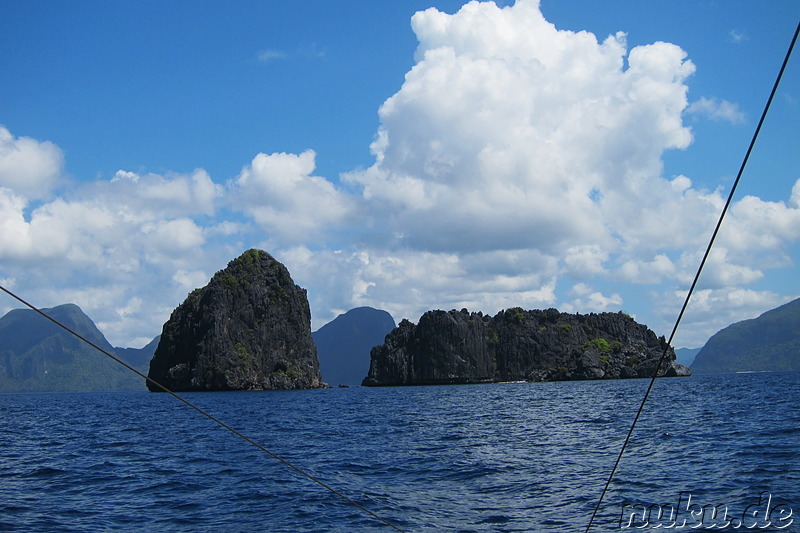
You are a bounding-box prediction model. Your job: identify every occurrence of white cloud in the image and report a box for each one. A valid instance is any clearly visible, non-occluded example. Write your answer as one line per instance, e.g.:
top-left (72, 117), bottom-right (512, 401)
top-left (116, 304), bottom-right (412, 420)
top-left (618, 254), bottom-right (676, 284)
top-left (562, 283), bottom-right (623, 313)
top-left (347, 0), bottom-right (695, 259)
top-left (686, 97), bottom-right (746, 124)
top-left (0, 126), bottom-right (64, 199)
top-left (701, 247), bottom-right (765, 287)
top-left (564, 245), bottom-right (609, 277)
top-left (281, 244), bottom-right (559, 330)
top-left (103, 168), bottom-right (220, 217)
top-left (0, 190), bottom-right (115, 263)
top-left (230, 150), bottom-right (354, 244)
top-left (172, 269), bottom-right (212, 293)
top-left (142, 218), bottom-right (206, 256)
top-left (112, 170), bottom-right (139, 183)
top-left (727, 30), bottom-right (748, 44)
top-left (0, 188), bottom-right (37, 260)
top-left (723, 186), bottom-right (800, 252)
top-left (667, 287), bottom-right (794, 348)
top-left (257, 49), bottom-right (287, 62)
top-left (0, 160), bottom-right (234, 344)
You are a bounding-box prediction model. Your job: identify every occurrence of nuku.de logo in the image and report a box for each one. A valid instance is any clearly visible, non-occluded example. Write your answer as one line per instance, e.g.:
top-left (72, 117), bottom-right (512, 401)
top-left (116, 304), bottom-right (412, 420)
top-left (619, 491), bottom-right (793, 529)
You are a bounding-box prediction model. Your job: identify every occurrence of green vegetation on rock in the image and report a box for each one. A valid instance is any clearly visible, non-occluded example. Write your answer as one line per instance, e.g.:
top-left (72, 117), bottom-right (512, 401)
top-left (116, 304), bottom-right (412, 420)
top-left (581, 338), bottom-right (611, 353)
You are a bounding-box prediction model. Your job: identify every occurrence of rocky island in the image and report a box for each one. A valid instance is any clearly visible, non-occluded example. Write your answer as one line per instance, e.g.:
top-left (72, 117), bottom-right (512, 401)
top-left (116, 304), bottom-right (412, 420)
top-left (363, 308), bottom-right (690, 386)
top-left (147, 249), bottom-right (324, 391)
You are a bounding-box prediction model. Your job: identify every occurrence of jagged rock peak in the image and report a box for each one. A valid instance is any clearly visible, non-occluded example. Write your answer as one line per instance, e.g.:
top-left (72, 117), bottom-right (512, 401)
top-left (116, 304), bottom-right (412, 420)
top-left (147, 249), bottom-right (323, 391)
top-left (363, 307), bottom-right (690, 386)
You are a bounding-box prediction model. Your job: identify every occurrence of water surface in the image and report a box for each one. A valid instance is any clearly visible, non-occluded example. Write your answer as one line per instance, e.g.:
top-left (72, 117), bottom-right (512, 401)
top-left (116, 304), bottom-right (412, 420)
top-left (1, 372), bottom-right (797, 531)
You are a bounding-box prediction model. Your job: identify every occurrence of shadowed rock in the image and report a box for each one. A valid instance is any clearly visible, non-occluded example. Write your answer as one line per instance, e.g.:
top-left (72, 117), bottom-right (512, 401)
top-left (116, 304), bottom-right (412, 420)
top-left (313, 307), bottom-right (396, 386)
top-left (147, 249), bottom-right (323, 391)
top-left (363, 308), bottom-right (690, 386)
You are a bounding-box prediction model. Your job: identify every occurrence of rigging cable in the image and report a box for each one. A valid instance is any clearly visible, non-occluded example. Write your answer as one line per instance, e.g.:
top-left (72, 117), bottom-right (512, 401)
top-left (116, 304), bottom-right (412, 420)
top-left (584, 18), bottom-right (800, 533)
top-left (0, 285), bottom-right (408, 533)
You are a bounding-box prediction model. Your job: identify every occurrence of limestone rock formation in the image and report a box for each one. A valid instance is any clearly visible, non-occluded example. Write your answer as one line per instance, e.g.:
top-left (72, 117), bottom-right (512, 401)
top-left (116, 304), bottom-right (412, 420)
top-left (147, 249), bottom-right (324, 391)
top-left (363, 308), bottom-right (690, 386)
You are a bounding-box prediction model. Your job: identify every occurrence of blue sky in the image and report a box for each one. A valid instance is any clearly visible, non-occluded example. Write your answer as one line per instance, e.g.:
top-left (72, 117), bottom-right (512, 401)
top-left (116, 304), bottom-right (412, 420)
top-left (1, 0), bottom-right (798, 349)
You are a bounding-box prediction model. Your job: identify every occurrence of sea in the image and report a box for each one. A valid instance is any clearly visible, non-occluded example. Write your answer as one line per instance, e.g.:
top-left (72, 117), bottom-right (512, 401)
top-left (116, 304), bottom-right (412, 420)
top-left (1, 371), bottom-right (798, 532)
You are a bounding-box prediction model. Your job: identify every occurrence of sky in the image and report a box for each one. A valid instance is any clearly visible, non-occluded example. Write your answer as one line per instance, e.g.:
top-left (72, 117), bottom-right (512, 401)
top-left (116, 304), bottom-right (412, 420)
top-left (1, 0), bottom-right (798, 350)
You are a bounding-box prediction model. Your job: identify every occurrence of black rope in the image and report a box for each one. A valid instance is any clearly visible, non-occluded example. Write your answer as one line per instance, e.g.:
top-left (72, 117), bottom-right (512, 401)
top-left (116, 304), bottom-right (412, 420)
top-left (0, 284), bottom-right (408, 533)
top-left (584, 18), bottom-right (800, 532)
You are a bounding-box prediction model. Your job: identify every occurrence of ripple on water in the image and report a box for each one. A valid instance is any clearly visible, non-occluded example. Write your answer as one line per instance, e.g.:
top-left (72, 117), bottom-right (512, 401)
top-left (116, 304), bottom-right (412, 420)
top-left (0, 373), bottom-right (797, 532)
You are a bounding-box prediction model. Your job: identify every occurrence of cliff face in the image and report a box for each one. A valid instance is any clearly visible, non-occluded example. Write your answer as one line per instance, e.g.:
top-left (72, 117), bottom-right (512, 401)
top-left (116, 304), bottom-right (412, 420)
top-left (147, 249), bottom-right (323, 391)
top-left (363, 308), bottom-right (690, 386)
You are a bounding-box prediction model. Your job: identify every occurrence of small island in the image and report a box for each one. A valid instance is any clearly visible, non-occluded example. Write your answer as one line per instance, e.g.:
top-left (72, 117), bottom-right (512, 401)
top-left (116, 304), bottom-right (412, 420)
top-left (147, 249), bottom-right (324, 392)
top-left (363, 308), bottom-right (690, 386)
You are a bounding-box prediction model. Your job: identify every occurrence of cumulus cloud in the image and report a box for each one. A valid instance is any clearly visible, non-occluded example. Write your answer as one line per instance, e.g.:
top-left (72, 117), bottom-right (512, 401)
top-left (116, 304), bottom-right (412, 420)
top-left (0, 166), bottom-right (224, 265)
top-left (564, 245), bottom-right (609, 277)
top-left (561, 283), bottom-right (623, 314)
top-left (347, 0), bottom-right (695, 258)
top-left (618, 254), bottom-right (676, 284)
top-left (338, 0), bottom-right (799, 342)
top-left (0, 188), bottom-right (37, 260)
top-left (686, 97), bottom-right (746, 124)
top-left (230, 150), bottom-right (354, 244)
top-left (667, 287), bottom-right (792, 348)
top-left (0, 159), bottom-right (237, 344)
top-left (723, 186), bottom-right (800, 253)
top-left (340, 0), bottom-right (703, 314)
top-left (142, 218), bottom-right (206, 257)
top-left (282, 245), bottom-right (560, 329)
top-left (0, 126), bottom-right (64, 199)
top-left (106, 168), bottom-right (220, 217)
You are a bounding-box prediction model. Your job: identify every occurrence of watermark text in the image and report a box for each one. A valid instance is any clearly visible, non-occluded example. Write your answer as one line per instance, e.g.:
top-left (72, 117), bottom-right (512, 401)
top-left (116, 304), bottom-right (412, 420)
top-left (619, 492), bottom-right (793, 529)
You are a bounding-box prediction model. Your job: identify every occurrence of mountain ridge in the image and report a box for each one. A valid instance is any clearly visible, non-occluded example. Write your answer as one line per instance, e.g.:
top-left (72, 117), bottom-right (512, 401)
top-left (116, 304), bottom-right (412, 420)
top-left (313, 307), bottom-right (396, 386)
top-left (0, 303), bottom-right (153, 392)
top-left (691, 297), bottom-right (800, 373)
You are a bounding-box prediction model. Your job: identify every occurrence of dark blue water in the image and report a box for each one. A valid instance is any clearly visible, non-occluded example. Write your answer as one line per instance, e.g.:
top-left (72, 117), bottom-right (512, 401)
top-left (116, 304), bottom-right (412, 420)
top-left (1, 372), bottom-right (798, 532)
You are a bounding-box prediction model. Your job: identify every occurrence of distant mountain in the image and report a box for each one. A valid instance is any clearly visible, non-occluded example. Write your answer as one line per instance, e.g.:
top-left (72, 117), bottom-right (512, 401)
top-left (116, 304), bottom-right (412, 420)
top-left (675, 347), bottom-right (701, 367)
top-left (114, 336), bottom-right (160, 372)
top-left (313, 307), bottom-right (396, 386)
top-left (692, 298), bottom-right (800, 373)
top-left (0, 304), bottom-right (151, 392)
